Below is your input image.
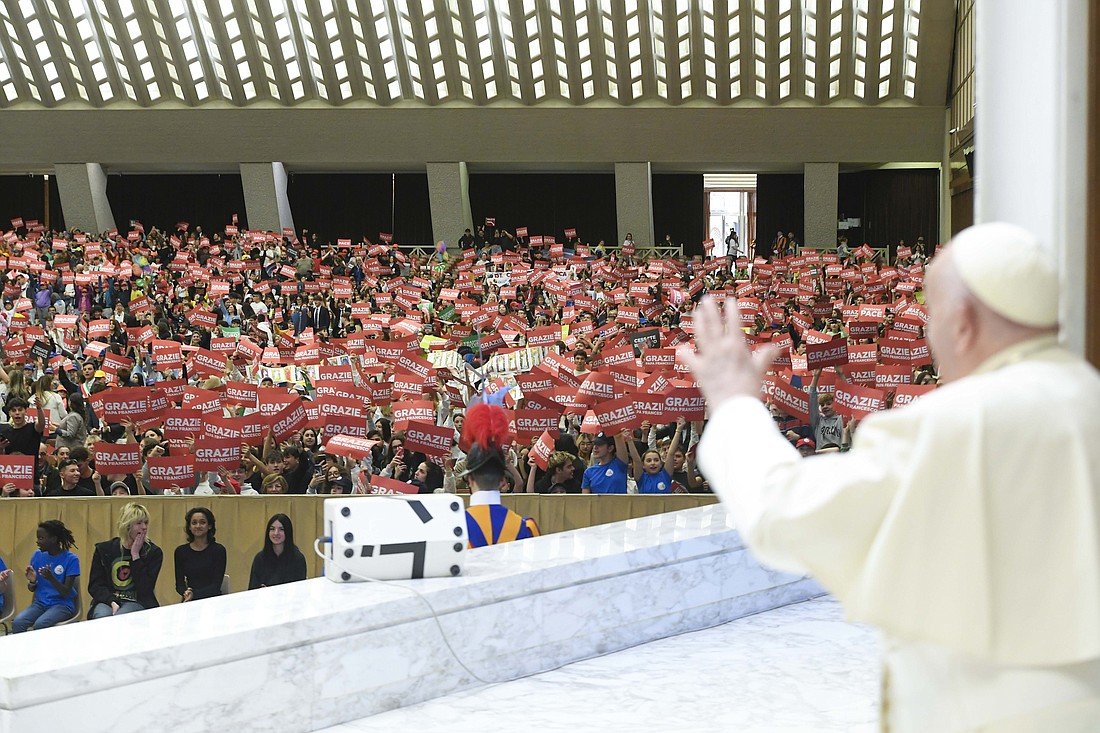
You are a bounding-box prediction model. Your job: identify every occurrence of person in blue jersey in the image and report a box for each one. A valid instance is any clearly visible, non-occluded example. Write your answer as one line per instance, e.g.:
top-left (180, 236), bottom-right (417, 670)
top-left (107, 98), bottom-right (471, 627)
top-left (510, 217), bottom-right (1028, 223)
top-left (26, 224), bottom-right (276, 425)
top-left (624, 417), bottom-right (686, 494)
top-left (580, 431), bottom-right (629, 494)
top-left (13, 520), bottom-right (80, 632)
top-left (460, 403), bottom-right (539, 548)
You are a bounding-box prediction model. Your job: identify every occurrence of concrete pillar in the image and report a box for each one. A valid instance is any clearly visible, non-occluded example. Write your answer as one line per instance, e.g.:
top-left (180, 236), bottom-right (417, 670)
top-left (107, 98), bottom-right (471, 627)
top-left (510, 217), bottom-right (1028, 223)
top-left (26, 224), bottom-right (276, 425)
top-left (975, 0), bottom-right (1088, 354)
top-left (803, 162), bottom-right (839, 251)
top-left (53, 163), bottom-right (114, 233)
top-left (240, 162), bottom-right (295, 233)
top-left (614, 162), bottom-right (654, 247)
top-left (426, 162), bottom-right (473, 246)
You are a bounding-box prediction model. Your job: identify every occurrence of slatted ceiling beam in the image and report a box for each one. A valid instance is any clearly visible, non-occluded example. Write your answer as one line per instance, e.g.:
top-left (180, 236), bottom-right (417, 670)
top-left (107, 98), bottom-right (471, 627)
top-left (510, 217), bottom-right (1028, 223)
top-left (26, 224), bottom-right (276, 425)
top-left (232, 0), bottom-right (276, 103)
top-left (341, 3), bottom-right (377, 101)
top-left (6, 3), bottom-right (52, 105)
top-left (349, 0), bottom-right (389, 104)
top-left (197, 0), bottom-right (242, 104)
top-left (731, 0), bottom-right (750, 99)
top-left (687, 0), bottom-right (706, 102)
top-left (865, 0), bottom-right (883, 103)
top-left (431, 0), bottom-right (463, 102)
top-left (451, 2), bottom-right (484, 104)
top-left (784, 0), bottom-right (803, 101)
top-left (36, 1), bottom-right (83, 104)
top-left (286, 0), bottom-right (325, 102)
top-left (811, 0), bottom-right (827, 104)
top-left (397, 0), bottom-right (431, 103)
top-left (634, 1), bottom-right (659, 100)
top-left (299, 2), bottom-right (338, 104)
top-left (713, 0), bottom-right (731, 103)
top-left (561, 0), bottom-right (584, 104)
top-left (888, 2), bottom-right (906, 102)
top-left (581, 0), bottom-right (609, 101)
top-left (139, 0), bottom-right (182, 103)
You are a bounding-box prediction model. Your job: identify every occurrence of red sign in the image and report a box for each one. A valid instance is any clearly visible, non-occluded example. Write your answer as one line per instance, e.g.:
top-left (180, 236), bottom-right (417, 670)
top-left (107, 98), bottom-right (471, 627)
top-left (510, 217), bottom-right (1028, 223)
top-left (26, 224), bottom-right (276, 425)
top-left (530, 431), bottom-right (556, 471)
top-left (833, 381), bottom-right (886, 419)
top-left (147, 456), bottom-right (196, 490)
top-left (805, 339), bottom-right (849, 370)
top-left (193, 438), bottom-right (242, 472)
top-left (325, 435), bottom-right (380, 461)
top-left (392, 400), bottom-right (435, 431)
top-left (593, 396), bottom-right (641, 432)
top-left (403, 421), bottom-right (454, 457)
top-left (512, 409), bottom-right (560, 441)
top-left (369, 474), bottom-right (417, 495)
top-left (0, 455), bottom-right (35, 489)
top-left (271, 398), bottom-right (308, 441)
top-left (92, 442), bottom-right (141, 474)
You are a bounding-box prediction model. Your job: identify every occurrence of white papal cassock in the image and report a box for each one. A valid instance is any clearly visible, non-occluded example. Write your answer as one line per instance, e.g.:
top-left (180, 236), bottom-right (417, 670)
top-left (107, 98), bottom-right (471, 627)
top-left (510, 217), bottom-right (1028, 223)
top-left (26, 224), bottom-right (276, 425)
top-left (698, 335), bottom-right (1100, 732)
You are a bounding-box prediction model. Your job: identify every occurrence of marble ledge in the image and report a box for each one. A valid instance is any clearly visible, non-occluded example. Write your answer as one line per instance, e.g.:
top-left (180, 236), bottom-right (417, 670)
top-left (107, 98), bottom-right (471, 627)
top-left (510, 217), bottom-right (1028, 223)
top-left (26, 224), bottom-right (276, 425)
top-left (0, 503), bottom-right (824, 733)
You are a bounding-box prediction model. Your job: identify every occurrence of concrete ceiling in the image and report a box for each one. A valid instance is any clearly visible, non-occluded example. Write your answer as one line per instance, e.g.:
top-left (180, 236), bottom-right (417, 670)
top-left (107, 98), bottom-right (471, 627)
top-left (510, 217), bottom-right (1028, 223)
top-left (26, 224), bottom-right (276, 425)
top-left (0, 0), bottom-right (955, 172)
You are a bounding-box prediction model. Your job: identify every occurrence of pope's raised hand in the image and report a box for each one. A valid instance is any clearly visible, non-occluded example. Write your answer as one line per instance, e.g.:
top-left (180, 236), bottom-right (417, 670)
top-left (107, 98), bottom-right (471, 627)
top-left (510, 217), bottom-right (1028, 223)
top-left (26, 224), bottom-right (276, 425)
top-left (682, 297), bottom-right (779, 408)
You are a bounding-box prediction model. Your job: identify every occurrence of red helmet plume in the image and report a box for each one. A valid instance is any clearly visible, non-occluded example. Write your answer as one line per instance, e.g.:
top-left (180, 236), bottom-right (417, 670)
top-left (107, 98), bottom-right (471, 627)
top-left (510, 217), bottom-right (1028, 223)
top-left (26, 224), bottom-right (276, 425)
top-left (459, 403), bottom-right (513, 454)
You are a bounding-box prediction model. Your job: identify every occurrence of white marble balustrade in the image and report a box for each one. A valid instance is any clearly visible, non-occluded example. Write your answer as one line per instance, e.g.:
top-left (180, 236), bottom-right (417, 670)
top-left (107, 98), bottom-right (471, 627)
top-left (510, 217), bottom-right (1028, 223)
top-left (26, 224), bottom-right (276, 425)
top-left (0, 504), bottom-right (822, 733)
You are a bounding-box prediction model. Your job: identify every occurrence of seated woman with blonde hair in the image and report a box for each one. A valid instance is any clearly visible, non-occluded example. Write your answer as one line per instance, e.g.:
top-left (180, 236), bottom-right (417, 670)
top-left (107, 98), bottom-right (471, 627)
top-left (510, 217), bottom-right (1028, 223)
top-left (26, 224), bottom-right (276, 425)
top-left (88, 502), bottom-right (163, 618)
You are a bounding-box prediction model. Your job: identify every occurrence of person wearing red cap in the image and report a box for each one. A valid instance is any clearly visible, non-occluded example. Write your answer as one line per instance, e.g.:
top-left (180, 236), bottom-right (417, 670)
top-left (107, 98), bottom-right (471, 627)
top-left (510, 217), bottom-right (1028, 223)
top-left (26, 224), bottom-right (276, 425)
top-left (794, 438), bottom-right (815, 457)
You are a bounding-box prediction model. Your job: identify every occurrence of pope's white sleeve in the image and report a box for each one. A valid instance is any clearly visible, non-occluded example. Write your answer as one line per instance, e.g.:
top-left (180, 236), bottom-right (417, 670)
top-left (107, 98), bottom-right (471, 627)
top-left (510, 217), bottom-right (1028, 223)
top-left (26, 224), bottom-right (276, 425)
top-left (698, 396), bottom-right (898, 596)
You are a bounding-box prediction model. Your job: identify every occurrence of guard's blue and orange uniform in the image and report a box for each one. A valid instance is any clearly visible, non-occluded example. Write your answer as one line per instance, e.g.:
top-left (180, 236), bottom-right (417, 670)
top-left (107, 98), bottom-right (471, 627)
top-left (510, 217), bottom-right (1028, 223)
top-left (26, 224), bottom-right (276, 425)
top-left (465, 504), bottom-right (540, 548)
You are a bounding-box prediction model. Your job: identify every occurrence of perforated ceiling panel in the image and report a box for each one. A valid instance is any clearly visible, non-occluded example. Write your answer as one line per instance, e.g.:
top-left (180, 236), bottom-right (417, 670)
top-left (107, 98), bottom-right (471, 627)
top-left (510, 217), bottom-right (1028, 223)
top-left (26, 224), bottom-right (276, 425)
top-left (0, 0), bottom-right (929, 108)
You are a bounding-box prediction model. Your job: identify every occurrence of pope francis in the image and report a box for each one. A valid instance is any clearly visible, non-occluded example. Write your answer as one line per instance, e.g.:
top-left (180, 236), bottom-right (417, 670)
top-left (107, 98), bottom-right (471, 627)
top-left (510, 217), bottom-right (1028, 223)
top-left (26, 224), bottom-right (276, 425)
top-left (690, 223), bottom-right (1100, 732)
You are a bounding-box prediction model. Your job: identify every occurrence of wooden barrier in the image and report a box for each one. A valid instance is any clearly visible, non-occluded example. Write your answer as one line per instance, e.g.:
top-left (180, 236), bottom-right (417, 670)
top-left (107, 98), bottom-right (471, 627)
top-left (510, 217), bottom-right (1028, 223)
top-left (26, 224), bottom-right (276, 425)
top-left (0, 494), bottom-right (718, 620)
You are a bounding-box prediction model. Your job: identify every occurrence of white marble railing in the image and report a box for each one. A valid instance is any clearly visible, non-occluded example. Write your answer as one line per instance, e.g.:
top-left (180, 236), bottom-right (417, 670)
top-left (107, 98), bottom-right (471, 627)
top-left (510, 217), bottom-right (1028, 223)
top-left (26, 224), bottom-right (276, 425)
top-left (0, 504), bottom-right (821, 733)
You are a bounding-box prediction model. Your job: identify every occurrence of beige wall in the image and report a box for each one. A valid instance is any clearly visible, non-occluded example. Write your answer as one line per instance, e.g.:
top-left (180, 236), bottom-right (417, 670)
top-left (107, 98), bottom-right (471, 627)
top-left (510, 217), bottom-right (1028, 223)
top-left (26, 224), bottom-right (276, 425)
top-left (4, 106), bottom-right (945, 173)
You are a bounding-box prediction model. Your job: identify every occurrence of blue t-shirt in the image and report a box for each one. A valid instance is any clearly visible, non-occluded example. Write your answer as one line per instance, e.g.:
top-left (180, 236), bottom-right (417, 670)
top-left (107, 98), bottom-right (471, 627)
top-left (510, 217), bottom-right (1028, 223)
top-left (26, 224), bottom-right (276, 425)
top-left (637, 469), bottom-right (673, 495)
top-left (582, 457), bottom-right (629, 494)
top-left (29, 549), bottom-right (79, 611)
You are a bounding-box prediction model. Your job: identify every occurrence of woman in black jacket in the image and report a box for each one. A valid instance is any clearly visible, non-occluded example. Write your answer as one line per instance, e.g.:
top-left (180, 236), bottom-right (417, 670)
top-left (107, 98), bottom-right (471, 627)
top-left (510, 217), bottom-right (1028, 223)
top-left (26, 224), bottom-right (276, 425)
top-left (248, 513), bottom-right (307, 590)
top-left (88, 502), bottom-right (163, 618)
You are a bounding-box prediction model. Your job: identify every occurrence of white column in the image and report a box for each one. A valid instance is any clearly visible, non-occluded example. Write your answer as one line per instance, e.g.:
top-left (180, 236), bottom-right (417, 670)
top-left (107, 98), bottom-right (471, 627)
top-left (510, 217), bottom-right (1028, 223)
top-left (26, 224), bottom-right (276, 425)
top-left (240, 162), bottom-right (295, 233)
top-left (426, 162), bottom-right (473, 246)
top-left (803, 163), bottom-right (839, 250)
top-left (975, 0), bottom-right (1089, 354)
top-left (53, 163), bottom-right (114, 233)
top-left (614, 162), bottom-right (654, 247)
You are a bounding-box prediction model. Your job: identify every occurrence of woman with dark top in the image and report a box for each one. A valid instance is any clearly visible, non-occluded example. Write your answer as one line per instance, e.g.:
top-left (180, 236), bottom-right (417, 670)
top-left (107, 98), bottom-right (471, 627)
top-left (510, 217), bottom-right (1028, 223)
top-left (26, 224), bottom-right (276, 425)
top-left (174, 507), bottom-right (227, 602)
top-left (88, 502), bottom-right (163, 618)
top-left (248, 513), bottom-right (307, 590)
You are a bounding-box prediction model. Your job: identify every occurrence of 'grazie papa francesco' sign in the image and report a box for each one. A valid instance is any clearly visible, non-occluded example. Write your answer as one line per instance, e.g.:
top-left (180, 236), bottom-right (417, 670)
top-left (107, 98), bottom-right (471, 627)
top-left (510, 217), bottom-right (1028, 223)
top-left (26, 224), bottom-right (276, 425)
top-left (0, 455), bottom-right (35, 489)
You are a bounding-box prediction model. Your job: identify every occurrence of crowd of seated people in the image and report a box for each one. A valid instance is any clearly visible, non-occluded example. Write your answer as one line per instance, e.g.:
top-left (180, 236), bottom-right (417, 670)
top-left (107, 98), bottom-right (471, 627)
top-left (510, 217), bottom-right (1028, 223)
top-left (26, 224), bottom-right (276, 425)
top-left (0, 216), bottom-right (940, 612)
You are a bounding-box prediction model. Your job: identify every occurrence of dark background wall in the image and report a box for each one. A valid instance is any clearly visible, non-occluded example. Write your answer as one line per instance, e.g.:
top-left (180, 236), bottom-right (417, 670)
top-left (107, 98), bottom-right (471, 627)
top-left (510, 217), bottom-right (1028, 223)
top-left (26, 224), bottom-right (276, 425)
top-left (0, 175), bottom-right (64, 232)
top-left (837, 168), bottom-right (940, 251)
top-left (755, 173), bottom-right (805, 254)
top-left (652, 173), bottom-right (705, 255)
top-left (107, 174), bottom-right (245, 235)
top-left (467, 173), bottom-right (616, 245)
top-left (286, 173), bottom-right (431, 245)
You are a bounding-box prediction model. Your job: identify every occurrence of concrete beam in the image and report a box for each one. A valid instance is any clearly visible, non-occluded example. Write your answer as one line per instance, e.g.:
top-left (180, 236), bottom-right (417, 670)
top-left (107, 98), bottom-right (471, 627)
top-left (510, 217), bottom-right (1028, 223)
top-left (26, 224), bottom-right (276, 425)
top-left (426, 162), bottom-right (472, 246)
top-left (615, 162), bottom-right (654, 247)
top-left (803, 162), bottom-right (839, 250)
top-left (239, 162), bottom-right (295, 233)
top-left (53, 163), bottom-right (114, 233)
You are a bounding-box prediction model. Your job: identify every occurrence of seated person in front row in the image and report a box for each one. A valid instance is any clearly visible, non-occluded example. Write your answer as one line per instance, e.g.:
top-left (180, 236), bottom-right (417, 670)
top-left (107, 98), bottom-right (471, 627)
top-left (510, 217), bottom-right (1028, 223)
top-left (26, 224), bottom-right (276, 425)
top-left (88, 502), bottom-right (163, 618)
top-left (460, 403), bottom-right (539, 548)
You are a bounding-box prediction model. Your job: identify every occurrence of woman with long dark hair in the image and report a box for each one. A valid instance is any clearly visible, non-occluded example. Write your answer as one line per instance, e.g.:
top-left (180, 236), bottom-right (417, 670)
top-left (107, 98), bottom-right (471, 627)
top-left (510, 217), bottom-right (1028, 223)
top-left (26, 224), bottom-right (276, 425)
top-left (248, 513), bottom-right (307, 590)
